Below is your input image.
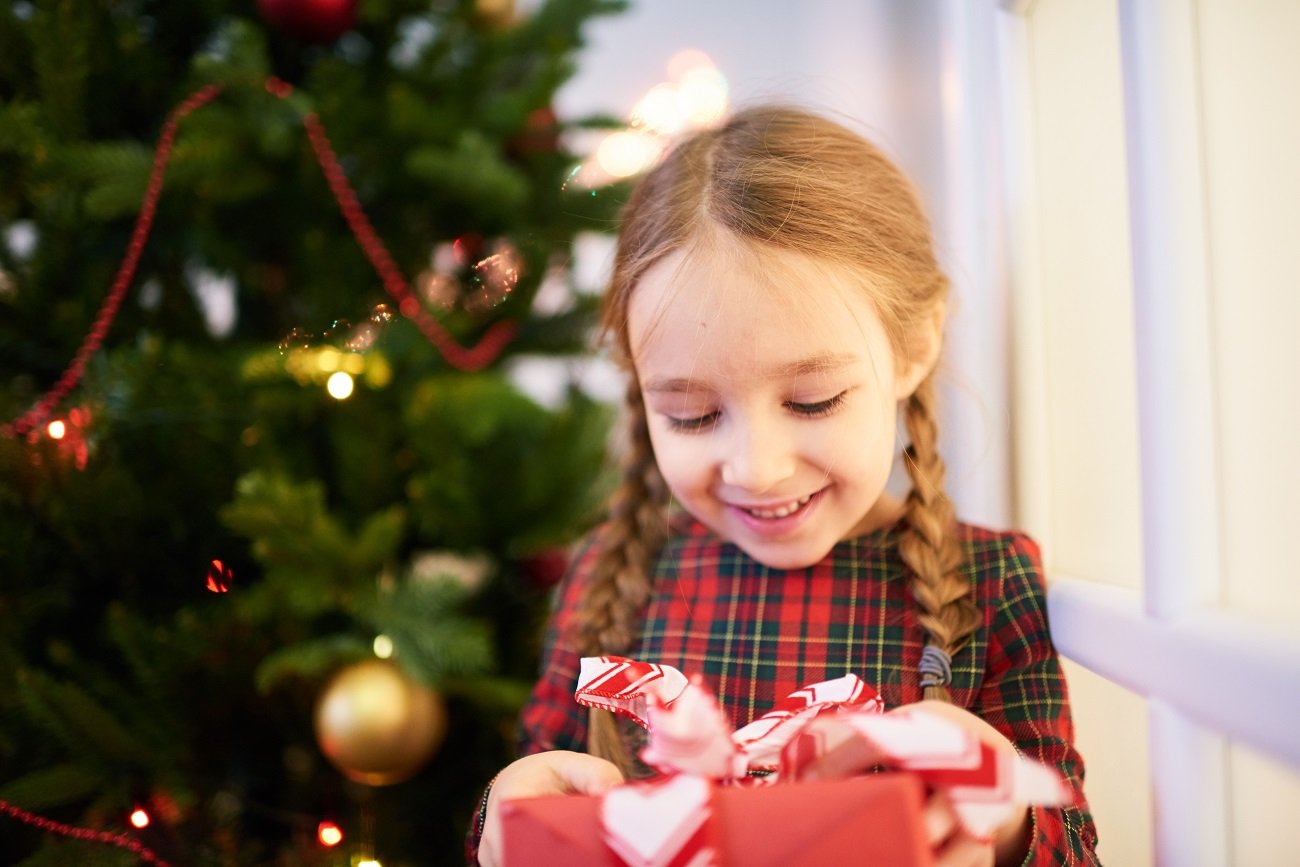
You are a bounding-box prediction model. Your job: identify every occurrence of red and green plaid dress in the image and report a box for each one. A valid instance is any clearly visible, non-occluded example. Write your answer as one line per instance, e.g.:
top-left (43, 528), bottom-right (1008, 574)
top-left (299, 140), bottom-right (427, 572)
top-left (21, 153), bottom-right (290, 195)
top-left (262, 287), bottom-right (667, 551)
top-left (508, 516), bottom-right (1099, 865)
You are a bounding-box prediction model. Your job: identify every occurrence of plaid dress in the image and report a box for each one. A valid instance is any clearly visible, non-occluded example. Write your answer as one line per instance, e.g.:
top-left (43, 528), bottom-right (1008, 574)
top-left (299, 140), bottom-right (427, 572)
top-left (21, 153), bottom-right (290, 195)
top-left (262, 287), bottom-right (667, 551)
top-left (498, 516), bottom-right (1099, 865)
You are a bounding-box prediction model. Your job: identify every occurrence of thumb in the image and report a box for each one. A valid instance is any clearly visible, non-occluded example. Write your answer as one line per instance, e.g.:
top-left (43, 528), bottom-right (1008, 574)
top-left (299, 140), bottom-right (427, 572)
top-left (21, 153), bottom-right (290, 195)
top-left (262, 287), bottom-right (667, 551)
top-left (553, 752), bottom-right (625, 795)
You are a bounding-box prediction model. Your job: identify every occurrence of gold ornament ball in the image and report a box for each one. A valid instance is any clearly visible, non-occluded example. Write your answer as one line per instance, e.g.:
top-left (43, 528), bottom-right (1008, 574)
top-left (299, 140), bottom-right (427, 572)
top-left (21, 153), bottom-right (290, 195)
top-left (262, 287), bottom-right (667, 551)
top-left (475, 0), bottom-right (515, 27)
top-left (313, 659), bottom-right (447, 786)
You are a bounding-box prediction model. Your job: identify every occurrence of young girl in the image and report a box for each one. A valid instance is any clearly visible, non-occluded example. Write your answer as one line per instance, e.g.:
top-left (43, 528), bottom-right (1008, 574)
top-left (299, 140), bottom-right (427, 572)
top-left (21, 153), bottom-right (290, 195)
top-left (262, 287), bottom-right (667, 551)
top-left (471, 105), bottom-right (1098, 866)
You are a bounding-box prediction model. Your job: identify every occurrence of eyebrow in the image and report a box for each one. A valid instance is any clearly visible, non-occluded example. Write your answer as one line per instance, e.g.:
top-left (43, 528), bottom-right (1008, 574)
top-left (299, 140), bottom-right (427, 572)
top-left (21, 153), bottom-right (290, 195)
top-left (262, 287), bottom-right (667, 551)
top-left (642, 353), bottom-right (858, 393)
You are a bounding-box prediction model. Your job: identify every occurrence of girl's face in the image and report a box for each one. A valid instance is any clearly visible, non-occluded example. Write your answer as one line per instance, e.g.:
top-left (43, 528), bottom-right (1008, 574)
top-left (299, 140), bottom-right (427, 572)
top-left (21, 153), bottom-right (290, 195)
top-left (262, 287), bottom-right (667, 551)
top-left (629, 242), bottom-right (921, 570)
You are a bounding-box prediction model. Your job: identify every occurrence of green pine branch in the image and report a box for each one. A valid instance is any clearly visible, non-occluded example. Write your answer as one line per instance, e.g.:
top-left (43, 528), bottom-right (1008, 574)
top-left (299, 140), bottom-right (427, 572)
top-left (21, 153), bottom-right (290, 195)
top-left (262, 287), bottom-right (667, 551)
top-left (0, 763), bottom-right (104, 811)
top-left (14, 669), bottom-right (152, 769)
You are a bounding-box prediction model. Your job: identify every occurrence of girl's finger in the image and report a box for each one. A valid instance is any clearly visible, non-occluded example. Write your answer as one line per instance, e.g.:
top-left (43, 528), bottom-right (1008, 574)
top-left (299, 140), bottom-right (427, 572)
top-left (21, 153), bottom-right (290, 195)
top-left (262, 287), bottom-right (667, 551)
top-left (934, 831), bottom-right (996, 867)
top-left (923, 792), bottom-right (958, 846)
top-left (549, 751), bottom-right (625, 795)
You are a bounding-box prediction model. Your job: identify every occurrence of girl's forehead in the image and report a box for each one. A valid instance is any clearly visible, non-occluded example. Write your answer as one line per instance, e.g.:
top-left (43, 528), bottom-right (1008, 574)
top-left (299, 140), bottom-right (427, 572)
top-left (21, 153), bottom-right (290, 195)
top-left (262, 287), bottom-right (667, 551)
top-left (628, 244), bottom-right (895, 380)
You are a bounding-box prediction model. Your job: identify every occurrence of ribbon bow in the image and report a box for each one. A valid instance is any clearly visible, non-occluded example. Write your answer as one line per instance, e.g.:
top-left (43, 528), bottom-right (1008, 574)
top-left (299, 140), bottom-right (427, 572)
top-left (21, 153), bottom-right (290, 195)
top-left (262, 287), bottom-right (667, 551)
top-left (576, 656), bottom-right (1071, 842)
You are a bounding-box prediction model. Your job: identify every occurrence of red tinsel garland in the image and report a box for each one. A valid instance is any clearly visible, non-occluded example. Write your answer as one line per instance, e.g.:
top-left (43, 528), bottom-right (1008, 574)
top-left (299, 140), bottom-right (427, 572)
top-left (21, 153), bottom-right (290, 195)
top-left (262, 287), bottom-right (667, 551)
top-left (2, 77), bottom-right (519, 440)
top-left (2, 84), bottom-right (221, 439)
top-left (0, 798), bottom-right (171, 865)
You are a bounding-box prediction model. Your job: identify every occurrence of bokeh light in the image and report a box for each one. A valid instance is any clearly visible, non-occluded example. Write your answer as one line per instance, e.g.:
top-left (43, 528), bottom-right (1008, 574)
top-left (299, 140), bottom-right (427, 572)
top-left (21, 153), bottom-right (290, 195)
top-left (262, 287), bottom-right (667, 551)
top-left (570, 50), bottom-right (728, 190)
top-left (277, 327), bottom-right (311, 355)
top-left (278, 303), bottom-right (397, 358)
top-left (46, 419), bottom-right (66, 440)
top-left (363, 355), bottom-right (393, 388)
top-left (317, 820), bottom-right (343, 847)
top-left (632, 83), bottom-right (687, 135)
top-left (326, 371), bottom-right (355, 400)
top-left (373, 634), bottom-right (394, 659)
top-left (343, 321), bottom-right (378, 352)
top-left (418, 271), bottom-right (459, 310)
top-left (678, 65), bottom-right (729, 125)
top-left (467, 240), bottom-right (523, 311)
top-left (415, 237), bottom-right (526, 314)
top-left (596, 130), bottom-right (664, 179)
top-left (207, 560), bottom-right (233, 593)
top-left (666, 47), bottom-right (714, 81)
top-left (316, 347), bottom-right (342, 372)
top-left (129, 808), bottom-right (150, 829)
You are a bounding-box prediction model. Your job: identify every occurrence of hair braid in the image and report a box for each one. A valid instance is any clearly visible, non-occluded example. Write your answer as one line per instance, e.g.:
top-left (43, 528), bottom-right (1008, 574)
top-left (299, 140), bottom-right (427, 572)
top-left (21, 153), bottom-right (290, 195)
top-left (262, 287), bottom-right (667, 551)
top-left (898, 374), bottom-right (980, 702)
top-left (570, 377), bottom-right (667, 772)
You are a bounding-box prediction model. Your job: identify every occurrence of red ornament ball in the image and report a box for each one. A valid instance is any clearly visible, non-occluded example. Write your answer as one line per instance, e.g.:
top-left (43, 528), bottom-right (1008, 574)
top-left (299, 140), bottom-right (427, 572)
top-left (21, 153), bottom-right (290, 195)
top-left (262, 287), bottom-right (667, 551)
top-left (522, 548), bottom-right (569, 591)
top-left (256, 0), bottom-right (359, 43)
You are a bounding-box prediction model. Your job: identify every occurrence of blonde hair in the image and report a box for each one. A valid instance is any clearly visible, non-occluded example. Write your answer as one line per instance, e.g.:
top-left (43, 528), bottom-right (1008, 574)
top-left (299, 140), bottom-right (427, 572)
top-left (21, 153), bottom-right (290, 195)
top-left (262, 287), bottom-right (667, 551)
top-left (571, 105), bottom-right (980, 770)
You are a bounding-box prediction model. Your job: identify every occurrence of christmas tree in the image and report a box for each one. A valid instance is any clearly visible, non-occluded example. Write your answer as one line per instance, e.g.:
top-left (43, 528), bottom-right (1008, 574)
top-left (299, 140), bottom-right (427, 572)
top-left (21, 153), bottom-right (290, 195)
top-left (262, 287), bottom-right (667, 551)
top-left (0, 0), bottom-right (629, 863)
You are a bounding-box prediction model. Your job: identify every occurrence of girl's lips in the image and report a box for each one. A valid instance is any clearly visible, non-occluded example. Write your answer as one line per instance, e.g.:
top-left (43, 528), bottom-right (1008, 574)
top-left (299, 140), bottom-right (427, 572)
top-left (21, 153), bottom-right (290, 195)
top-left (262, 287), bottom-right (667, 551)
top-left (727, 489), bottom-right (824, 537)
top-left (737, 493), bottom-right (813, 519)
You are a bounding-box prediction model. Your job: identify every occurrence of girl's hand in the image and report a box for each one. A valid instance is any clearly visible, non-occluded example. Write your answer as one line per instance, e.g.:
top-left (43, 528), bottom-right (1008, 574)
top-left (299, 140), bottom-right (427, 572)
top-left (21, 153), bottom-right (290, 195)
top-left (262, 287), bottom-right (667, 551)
top-left (476, 750), bottom-right (624, 867)
top-left (923, 789), bottom-right (994, 866)
top-left (905, 700), bottom-right (1031, 867)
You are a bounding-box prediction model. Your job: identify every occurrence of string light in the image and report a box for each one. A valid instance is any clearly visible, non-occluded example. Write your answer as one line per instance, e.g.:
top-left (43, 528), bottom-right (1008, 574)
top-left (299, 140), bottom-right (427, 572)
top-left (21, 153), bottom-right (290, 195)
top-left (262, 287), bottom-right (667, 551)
top-left (372, 634), bottom-right (394, 659)
top-left (317, 820), bottom-right (343, 847)
top-left (206, 559), bottom-right (233, 593)
top-left (129, 808), bottom-right (150, 829)
top-left (326, 371), bottom-right (355, 400)
top-left (596, 130), bottom-right (664, 179)
top-left (46, 419), bottom-right (66, 440)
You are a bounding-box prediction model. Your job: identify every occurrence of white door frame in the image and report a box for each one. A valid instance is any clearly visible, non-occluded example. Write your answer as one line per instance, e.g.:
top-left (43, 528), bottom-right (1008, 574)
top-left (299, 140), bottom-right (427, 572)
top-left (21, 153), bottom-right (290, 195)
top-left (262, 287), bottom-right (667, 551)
top-left (959, 0), bottom-right (1300, 863)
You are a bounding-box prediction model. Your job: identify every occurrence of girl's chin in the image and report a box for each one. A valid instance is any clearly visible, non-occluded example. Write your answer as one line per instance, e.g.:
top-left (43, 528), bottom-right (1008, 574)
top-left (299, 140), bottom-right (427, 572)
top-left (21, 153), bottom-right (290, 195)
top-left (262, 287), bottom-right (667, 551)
top-left (726, 533), bottom-right (840, 571)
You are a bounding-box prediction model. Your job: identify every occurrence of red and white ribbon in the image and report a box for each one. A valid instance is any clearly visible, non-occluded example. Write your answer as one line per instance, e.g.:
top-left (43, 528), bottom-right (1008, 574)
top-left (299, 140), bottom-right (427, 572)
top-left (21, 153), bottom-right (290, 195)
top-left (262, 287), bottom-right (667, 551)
top-left (731, 671), bottom-right (882, 772)
top-left (576, 656), bottom-right (690, 724)
top-left (601, 774), bottom-right (719, 867)
top-left (577, 656), bottom-right (1072, 841)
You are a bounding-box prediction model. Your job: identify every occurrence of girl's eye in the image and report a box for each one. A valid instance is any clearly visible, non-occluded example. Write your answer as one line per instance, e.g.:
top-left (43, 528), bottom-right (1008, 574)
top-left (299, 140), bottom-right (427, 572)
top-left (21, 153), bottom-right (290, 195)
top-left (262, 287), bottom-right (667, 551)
top-left (664, 411), bottom-right (719, 432)
top-left (786, 391), bottom-right (847, 417)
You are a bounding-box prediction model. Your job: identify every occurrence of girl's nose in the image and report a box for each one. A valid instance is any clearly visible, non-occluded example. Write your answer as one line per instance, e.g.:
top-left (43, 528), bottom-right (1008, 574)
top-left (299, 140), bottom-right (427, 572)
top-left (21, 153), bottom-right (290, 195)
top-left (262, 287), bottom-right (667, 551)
top-left (719, 418), bottom-right (797, 493)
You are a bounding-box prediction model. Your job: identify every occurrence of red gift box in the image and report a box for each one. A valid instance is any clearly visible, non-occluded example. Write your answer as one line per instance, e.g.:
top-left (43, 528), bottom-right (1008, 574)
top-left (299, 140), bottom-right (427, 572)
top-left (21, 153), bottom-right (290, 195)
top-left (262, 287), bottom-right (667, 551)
top-left (500, 773), bottom-right (931, 866)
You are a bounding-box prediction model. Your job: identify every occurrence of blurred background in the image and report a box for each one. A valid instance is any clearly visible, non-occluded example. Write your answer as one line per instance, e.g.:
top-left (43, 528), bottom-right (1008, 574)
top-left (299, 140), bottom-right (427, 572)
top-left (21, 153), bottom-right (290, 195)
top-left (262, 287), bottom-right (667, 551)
top-left (2, 1), bottom-right (1297, 865)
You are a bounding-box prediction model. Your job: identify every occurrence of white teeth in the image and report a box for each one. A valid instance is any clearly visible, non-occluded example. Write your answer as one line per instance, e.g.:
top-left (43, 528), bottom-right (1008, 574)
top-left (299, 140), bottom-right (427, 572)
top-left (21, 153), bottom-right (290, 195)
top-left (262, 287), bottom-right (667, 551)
top-left (745, 494), bottom-right (812, 519)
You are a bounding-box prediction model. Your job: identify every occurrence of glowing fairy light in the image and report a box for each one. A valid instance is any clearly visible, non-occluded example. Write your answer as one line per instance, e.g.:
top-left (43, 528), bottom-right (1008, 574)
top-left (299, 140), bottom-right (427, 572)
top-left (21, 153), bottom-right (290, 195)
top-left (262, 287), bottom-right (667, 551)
top-left (571, 50), bottom-right (728, 190)
top-left (357, 860), bottom-right (382, 867)
top-left (666, 47), bottom-right (715, 80)
top-left (316, 347), bottom-right (341, 372)
top-left (207, 559), bottom-right (233, 593)
top-left (597, 131), bottom-right (664, 179)
top-left (632, 83), bottom-right (687, 135)
top-left (129, 808), bottom-right (150, 829)
top-left (46, 419), bottom-right (66, 440)
top-left (678, 65), bottom-right (729, 125)
top-left (317, 820), bottom-right (343, 847)
top-left (373, 634), bottom-right (394, 659)
top-left (326, 371), bottom-right (355, 400)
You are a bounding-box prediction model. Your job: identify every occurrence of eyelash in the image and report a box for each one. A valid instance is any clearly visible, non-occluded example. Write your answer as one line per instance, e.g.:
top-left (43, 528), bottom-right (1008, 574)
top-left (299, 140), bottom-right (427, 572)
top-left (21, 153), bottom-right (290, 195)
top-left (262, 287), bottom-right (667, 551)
top-left (664, 392), bottom-right (848, 432)
top-left (788, 391), bottom-right (847, 417)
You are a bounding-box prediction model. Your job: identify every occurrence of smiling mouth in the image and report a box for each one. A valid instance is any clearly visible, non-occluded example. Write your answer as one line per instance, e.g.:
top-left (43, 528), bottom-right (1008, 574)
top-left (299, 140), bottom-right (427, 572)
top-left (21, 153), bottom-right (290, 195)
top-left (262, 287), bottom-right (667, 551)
top-left (740, 493), bottom-right (814, 519)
